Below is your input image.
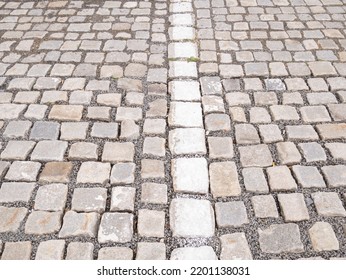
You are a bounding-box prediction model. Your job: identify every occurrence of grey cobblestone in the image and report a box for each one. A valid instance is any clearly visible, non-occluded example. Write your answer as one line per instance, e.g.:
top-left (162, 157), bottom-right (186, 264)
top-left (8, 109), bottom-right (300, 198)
top-left (1, 0), bottom-right (346, 260)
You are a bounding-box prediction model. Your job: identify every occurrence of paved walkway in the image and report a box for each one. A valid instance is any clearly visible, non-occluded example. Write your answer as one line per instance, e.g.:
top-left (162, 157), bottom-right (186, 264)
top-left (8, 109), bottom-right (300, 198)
top-left (0, 0), bottom-right (346, 260)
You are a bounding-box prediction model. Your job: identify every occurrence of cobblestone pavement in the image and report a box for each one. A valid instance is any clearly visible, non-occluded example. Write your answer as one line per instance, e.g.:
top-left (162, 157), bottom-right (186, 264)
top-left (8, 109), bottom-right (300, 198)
top-left (0, 0), bottom-right (346, 260)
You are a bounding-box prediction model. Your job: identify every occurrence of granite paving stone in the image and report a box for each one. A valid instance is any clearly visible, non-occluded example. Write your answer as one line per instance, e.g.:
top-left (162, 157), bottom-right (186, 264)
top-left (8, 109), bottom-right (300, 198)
top-left (1, 0), bottom-right (346, 260)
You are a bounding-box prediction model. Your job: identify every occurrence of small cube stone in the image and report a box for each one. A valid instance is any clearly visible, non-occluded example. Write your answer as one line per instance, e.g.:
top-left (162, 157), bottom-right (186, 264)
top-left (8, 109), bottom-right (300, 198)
top-left (110, 187), bottom-right (136, 212)
top-left (309, 222), bottom-right (339, 252)
top-left (251, 195), bottom-right (279, 218)
top-left (210, 161), bottom-right (241, 197)
top-left (278, 193), bottom-right (310, 222)
top-left (138, 209), bottom-right (165, 237)
top-left (170, 198), bottom-right (215, 237)
top-left (59, 211), bottom-right (100, 238)
top-left (220, 233), bottom-right (253, 260)
top-left (98, 213), bottom-right (133, 243)
top-left (72, 188), bottom-right (107, 213)
top-left (35, 184), bottom-right (68, 211)
top-left (77, 162), bottom-right (111, 185)
top-left (215, 201), bottom-right (249, 227)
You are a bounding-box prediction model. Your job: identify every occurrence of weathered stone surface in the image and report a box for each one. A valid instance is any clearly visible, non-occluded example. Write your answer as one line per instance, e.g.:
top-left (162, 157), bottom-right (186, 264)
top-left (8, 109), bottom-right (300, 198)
top-left (321, 165), bottom-right (346, 188)
top-left (138, 209), bottom-right (165, 238)
top-left (35, 240), bottom-right (65, 260)
top-left (251, 195), bottom-right (279, 218)
top-left (172, 158), bottom-right (209, 194)
top-left (72, 188), bottom-right (107, 213)
top-left (25, 211), bottom-right (62, 235)
top-left (278, 193), bottom-right (310, 222)
top-left (0, 182), bottom-right (35, 203)
top-left (141, 183), bottom-right (167, 204)
top-left (220, 233), bottom-right (253, 260)
top-left (59, 211), bottom-right (100, 238)
top-left (136, 243), bottom-right (166, 260)
top-left (267, 166), bottom-right (298, 191)
top-left (242, 168), bottom-right (269, 193)
top-left (34, 184), bottom-right (68, 211)
top-left (110, 163), bottom-right (135, 185)
top-left (215, 202), bottom-right (249, 227)
top-left (239, 145), bottom-right (273, 167)
top-left (170, 246), bottom-right (218, 260)
top-left (169, 128), bottom-right (206, 155)
top-left (77, 162), bottom-right (111, 184)
top-left (110, 187), bottom-right (136, 212)
top-left (102, 142), bottom-right (134, 163)
top-left (210, 161), bottom-right (241, 197)
top-left (170, 198), bottom-right (215, 237)
top-left (309, 222), bottom-right (339, 252)
top-left (31, 141), bottom-right (68, 162)
top-left (258, 224), bottom-right (304, 253)
top-left (98, 213), bottom-right (133, 243)
top-left (311, 192), bottom-right (346, 217)
top-left (39, 162), bottom-right (72, 183)
top-left (66, 242), bottom-right (94, 260)
top-left (98, 247), bottom-right (133, 260)
top-left (0, 206), bottom-right (27, 233)
top-left (5, 161), bottom-right (41, 182)
top-left (1, 242), bottom-right (32, 260)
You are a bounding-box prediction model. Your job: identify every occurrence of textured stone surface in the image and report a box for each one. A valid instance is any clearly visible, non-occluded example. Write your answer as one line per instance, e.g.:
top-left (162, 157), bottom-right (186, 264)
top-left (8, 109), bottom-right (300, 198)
top-left (170, 198), bottom-right (215, 237)
top-left (98, 213), bottom-right (133, 243)
top-left (210, 162), bottom-right (241, 197)
top-left (1, 0), bottom-right (346, 260)
top-left (172, 158), bottom-right (209, 194)
top-left (170, 246), bottom-right (218, 260)
top-left (59, 211), bottom-right (100, 238)
top-left (220, 233), bottom-right (253, 260)
top-left (309, 222), bottom-right (339, 252)
top-left (258, 224), bottom-right (304, 254)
